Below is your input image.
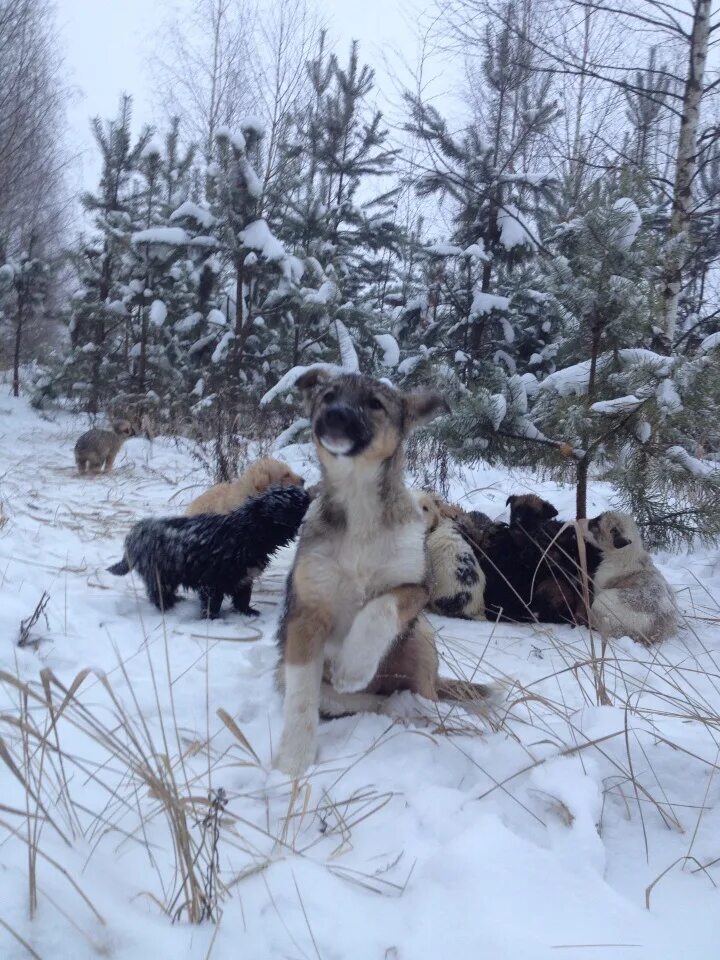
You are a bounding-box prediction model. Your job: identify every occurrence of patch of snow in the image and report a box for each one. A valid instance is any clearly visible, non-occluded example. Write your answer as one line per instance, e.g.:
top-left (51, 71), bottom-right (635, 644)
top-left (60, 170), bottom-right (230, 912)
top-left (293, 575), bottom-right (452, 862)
top-left (374, 334), bottom-right (400, 368)
top-left (149, 300), bottom-right (167, 327)
top-left (427, 241), bottom-right (462, 256)
top-left (656, 378), bottom-right (683, 415)
top-left (240, 219), bottom-right (285, 261)
top-left (169, 201), bottom-right (215, 229)
top-left (398, 354), bottom-right (424, 376)
top-left (334, 319), bottom-right (360, 372)
top-left (207, 308), bottom-right (227, 327)
top-left (211, 330), bottom-right (234, 363)
top-left (470, 290), bottom-right (510, 317)
top-left (699, 331), bottom-right (720, 354)
top-left (590, 395), bottom-right (643, 415)
top-left (497, 204), bottom-right (538, 250)
top-left (272, 418), bottom-right (311, 451)
top-left (611, 198), bottom-right (642, 250)
top-left (132, 227), bottom-right (189, 247)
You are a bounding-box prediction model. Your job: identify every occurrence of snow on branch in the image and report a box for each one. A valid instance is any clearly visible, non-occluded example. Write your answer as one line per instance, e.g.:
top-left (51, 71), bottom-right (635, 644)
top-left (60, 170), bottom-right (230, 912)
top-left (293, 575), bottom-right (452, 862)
top-left (590, 395), bottom-right (643, 415)
top-left (272, 418), bottom-right (311, 451)
top-left (374, 334), bottom-right (400, 367)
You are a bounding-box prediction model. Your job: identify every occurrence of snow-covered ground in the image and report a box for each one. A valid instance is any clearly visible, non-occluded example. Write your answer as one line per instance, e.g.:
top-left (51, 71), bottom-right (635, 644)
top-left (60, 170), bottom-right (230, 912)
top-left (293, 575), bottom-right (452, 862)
top-left (1, 395), bottom-right (719, 960)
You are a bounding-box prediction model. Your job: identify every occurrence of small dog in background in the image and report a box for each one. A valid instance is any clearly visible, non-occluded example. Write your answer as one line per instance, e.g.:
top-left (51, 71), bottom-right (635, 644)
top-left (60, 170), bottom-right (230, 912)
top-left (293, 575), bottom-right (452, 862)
top-left (108, 486), bottom-right (311, 618)
top-left (186, 457), bottom-right (304, 516)
top-left (416, 493), bottom-right (486, 620)
top-left (584, 511), bottom-right (678, 644)
top-left (75, 420), bottom-right (134, 474)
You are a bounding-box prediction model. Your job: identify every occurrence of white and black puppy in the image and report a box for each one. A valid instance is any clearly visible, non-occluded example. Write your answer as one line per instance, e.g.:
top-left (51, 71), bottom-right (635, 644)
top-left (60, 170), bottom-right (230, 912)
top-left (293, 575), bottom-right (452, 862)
top-left (416, 493), bottom-right (486, 620)
top-left (108, 486), bottom-right (311, 618)
top-left (584, 511), bottom-right (679, 645)
top-left (274, 371), bottom-right (494, 778)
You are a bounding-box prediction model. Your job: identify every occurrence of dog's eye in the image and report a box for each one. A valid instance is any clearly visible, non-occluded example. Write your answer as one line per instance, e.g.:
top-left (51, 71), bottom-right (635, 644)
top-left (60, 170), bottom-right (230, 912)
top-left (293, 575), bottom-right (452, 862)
top-left (367, 396), bottom-right (384, 412)
top-left (323, 390), bottom-right (336, 404)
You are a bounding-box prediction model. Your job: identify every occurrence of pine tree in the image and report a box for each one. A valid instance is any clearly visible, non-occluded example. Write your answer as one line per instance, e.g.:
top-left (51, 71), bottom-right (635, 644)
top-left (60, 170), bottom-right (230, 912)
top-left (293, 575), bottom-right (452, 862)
top-left (439, 177), bottom-right (720, 546)
top-left (403, 0), bottom-right (560, 387)
top-left (0, 249), bottom-right (47, 397)
top-left (269, 36), bottom-right (404, 379)
top-left (60, 96), bottom-right (153, 413)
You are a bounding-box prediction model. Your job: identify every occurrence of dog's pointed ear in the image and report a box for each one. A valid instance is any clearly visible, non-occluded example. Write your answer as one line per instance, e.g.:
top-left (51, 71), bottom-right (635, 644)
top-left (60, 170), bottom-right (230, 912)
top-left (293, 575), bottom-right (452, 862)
top-left (295, 367), bottom-right (332, 413)
top-left (506, 495), bottom-right (516, 508)
top-left (404, 390), bottom-right (450, 430)
top-left (612, 527), bottom-right (632, 549)
top-left (543, 501), bottom-right (559, 520)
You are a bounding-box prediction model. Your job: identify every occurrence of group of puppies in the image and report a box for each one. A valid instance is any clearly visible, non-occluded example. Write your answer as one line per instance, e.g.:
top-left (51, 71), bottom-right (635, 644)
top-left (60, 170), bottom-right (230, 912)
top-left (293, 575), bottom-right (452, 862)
top-left (85, 370), bottom-right (679, 779)
top-left (418, 489), bottom-right (678, 647)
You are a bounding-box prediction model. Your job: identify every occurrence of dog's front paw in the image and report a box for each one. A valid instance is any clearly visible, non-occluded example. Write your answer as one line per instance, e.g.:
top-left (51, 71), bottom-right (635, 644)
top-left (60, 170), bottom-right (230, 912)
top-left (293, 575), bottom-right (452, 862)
top-left (330, 648), bottom-right (377, 693)
top-left (235, 604), bottom-right (260, 617)
top-left (274, 729), bottom-right (316, 779)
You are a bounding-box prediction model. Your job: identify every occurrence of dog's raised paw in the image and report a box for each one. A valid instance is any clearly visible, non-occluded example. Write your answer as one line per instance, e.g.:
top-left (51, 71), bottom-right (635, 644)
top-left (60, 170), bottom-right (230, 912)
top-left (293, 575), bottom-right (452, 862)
top-left (330, 653), bottom-right (376, 694)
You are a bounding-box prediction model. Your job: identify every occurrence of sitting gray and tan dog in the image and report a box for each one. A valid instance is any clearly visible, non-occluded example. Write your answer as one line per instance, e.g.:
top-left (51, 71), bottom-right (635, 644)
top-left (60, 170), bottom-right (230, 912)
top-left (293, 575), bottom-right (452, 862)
top-left (273, 370), bottom-right (494, 778)
top-left (584, 511), bottom-right (678, 645)
top-left (75, 419), bottom-right (134, 474)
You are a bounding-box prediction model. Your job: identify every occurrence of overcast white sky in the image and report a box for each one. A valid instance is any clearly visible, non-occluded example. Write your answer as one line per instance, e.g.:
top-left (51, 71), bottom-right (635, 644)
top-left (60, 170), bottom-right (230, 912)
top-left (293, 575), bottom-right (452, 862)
top-left (57, 0), bottom-right (440, 187)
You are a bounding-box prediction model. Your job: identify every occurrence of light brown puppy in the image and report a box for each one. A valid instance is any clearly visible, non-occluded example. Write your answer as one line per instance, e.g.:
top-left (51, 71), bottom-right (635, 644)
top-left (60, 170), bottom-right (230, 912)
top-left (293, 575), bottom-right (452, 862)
top-left (186, 457), bottom-right (305, 516)
top-left (274, 372), bottom-right (493, 778)
top-left (584, 511), bottom-right (678, 644)
top-left (75, 420), bottom-right (134, 474)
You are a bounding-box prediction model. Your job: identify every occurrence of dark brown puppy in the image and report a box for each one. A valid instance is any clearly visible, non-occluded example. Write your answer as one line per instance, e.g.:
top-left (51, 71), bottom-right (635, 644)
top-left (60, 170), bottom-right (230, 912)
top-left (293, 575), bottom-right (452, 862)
top-left (507, 494), bottom-right (601, 625)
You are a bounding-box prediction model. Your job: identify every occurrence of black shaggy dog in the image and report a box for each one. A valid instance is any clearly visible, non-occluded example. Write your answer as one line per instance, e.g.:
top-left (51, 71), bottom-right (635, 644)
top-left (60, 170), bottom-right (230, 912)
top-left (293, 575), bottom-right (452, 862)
top-left (108, 486), bottom-right (311, 618)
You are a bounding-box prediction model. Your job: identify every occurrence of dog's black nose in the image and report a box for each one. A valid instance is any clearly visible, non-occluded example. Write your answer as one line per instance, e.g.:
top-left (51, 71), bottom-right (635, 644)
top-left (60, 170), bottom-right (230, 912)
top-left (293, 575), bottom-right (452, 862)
top-left (323, 403), bottom-right (357, 432)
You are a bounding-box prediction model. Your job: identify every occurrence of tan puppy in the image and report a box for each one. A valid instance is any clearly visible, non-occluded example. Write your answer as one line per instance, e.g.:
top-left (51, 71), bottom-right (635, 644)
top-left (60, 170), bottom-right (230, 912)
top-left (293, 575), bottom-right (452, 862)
top-left (186, 457), bottom-right (304, 516)
top-left (274, 372), bottom-right (493, 778)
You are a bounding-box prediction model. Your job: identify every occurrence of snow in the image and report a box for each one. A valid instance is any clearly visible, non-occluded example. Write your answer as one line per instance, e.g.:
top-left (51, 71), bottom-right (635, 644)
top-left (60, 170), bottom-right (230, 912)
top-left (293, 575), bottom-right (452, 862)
top-left (132, 226), bottom-right (189, 246)
top-left (397, 354), bottom-right (424, 376)
top-left (303, 279), bottom-right (338, 306)
top-left (611, 198), bottom-right (642, 250)
top-left (539, 358), bottom-right (598, 397)
top-left (470, 290), bottom-right (511, 317)
top-left (699, 331), bottom-right (720, 354)
top-left (427, 241), bottom-right (462, 256)
top-left (334, 318), bottom-right (360, 372)
top-left (206, 308), bottom-right (227, 327)
top-left (488, 393), bottom-right (507, 429)
top-left (169, 201), bottom-right (215, 229)
top-left (149, 299), bottom-right (167, 327)
top-left (240, 220), bottom-right (285, 261)
top-left (211, 330), bottom-right (234, 364)
top-left (590, 395), bottom-right (643, 415)
top-left (497, 203), bottom-right (539, 250)
top-left (259, 363), bottom-right (343, 406)
top-left (665, 445), bottom-right (720, 478)
top-left (239, 116), bottom-right (266, 137)
top-left (1, 397), bottom-right (719, 959)
top-left (374, 333), bottom-right (400, 368)
top-left (271, 417), bottom-right (311, 451)
top-left (463, 241), bottom-right (489, 260)
top-left (656, 378), bottom-right (683, 415)
top-left (216, 126), bottom-right (246, 152)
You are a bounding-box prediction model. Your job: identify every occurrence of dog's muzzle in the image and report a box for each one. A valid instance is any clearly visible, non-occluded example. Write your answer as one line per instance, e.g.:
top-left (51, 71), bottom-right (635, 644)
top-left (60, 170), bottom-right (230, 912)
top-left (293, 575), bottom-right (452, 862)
top-left (315, 403), bottom-right (370, 457)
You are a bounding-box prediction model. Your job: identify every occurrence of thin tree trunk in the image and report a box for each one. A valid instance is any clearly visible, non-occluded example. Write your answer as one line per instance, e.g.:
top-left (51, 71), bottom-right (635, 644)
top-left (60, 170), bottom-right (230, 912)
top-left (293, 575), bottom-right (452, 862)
top-left (660, 0), bottom-right (711, 344)
top-left (12, 292), bottom-right (24, 398)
